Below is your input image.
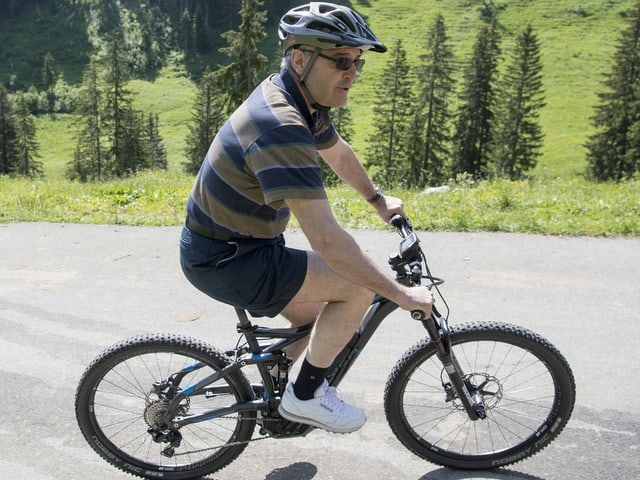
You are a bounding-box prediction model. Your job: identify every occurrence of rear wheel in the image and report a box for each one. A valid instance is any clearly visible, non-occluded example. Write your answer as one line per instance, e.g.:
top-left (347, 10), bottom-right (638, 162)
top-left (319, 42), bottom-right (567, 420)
top-left (75, 333), bottom-right (256, 479)
top-left (384, 322), bottom-right (575, 469)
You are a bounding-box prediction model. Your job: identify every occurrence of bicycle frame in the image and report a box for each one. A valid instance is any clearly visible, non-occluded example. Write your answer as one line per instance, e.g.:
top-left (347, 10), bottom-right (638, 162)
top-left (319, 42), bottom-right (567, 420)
top-left (161, 301), bottom-right (485, 433)
top-left (160, 298), bottom-right (399, 430)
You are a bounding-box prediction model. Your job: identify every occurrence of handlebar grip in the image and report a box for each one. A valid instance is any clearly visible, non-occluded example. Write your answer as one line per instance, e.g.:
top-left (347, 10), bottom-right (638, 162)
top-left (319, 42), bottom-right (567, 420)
top-left (411, 310), bottom-right (426, 321)
top-left (390, 215), bottom-right (413, 238)
top-left (389, 214), bottom-right (405, 228)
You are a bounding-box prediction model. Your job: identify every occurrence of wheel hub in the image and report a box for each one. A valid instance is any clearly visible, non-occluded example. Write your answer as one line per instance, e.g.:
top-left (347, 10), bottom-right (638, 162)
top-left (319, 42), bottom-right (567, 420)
top-left (449, 372), bottom-right (503, 411)
top-left (143, 395), bottom-right (190, 427)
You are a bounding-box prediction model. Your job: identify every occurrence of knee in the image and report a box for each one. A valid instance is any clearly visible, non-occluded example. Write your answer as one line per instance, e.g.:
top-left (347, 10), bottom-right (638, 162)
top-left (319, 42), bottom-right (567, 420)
top-left (282, 302), bottom-right (324, 326)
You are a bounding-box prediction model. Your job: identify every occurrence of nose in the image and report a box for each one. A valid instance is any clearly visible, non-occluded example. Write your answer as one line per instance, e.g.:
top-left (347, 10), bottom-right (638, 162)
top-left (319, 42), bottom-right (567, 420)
top-left (343, 65), bottom-right (357, 80)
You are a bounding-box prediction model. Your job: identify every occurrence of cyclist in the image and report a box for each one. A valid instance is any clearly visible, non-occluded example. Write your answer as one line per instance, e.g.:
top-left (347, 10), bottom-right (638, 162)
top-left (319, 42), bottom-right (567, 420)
top-left (180, 2), bottom-right (434, 434)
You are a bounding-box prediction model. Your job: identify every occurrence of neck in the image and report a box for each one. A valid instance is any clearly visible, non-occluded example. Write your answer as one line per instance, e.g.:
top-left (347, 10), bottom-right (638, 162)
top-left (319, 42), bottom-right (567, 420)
top-left (285, 60), bottom-right (330, 113)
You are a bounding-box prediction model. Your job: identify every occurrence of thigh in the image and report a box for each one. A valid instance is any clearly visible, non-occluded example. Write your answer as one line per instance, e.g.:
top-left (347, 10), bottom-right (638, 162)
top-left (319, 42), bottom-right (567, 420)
top-left (288, 250), bottom-right (372, 305)
top-left (180, 226), bottom-right (308, 318)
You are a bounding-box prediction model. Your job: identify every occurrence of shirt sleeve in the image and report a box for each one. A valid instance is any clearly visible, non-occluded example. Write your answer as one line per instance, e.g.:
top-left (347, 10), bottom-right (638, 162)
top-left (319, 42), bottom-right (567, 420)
top-left (246, 124), bottom-right (327, 205)
top-left (316, 122), bottom-right (339, 150)
top-left (314, 111), bottom-right (339, 150)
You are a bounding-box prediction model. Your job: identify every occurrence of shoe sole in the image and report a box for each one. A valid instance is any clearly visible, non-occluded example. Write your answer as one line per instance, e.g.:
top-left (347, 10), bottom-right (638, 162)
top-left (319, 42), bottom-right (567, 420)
top-left (277, 404), bottom-right (366, 434)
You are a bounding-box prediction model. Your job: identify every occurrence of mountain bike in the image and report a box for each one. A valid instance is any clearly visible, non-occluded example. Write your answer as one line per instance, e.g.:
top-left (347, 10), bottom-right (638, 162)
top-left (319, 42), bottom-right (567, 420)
top-left (75, 215), bottom-right (575, 479)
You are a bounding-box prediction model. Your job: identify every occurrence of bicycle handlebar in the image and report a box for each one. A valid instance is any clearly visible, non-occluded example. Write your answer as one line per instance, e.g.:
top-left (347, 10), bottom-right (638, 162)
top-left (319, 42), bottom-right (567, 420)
top-left (389, 214), bottom-right (446, 322)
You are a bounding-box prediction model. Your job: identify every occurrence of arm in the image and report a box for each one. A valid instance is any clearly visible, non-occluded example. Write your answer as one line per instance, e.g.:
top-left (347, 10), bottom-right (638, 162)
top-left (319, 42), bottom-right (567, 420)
top-left (286, 197), bottom-right (433, 314)
top-left (318, 136), bottom-right (404, 222)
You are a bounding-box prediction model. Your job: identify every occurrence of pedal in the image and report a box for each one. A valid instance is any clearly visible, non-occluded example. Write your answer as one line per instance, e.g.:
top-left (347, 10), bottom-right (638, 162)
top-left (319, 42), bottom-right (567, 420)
top-left (257, 413), bottom-right (314, 438)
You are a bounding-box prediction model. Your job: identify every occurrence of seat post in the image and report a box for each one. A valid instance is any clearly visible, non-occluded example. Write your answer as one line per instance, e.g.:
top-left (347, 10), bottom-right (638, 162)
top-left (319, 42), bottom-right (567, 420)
top-left (234, 307), bottom-right (253, 327)
top-left (234, 307), bottom-right (262, 353)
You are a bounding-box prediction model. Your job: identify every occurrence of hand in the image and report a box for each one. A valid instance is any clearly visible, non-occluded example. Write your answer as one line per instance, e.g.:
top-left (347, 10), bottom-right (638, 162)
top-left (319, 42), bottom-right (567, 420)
top-left (397, 286), bottom-right (435, 317)
top-left (372, 194), bottom-right (405, 223)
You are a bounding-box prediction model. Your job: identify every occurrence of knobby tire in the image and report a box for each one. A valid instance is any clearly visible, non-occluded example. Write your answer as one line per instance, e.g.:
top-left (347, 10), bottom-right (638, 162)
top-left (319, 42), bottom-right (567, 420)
top-left (75, 333), bottom-right (256, 480)
top-left (384, 321), bottom-right (575, 470)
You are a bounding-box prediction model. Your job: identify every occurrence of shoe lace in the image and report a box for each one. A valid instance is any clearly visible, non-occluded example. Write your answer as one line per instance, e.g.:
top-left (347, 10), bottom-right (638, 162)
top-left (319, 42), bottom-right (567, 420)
top-left (320, 384), bottom-right (347, 414)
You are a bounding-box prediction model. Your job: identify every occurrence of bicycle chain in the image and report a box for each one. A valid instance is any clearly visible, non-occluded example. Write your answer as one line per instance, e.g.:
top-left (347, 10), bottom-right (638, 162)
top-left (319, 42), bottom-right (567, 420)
top-left (165, 414), bottom-right (296, 457)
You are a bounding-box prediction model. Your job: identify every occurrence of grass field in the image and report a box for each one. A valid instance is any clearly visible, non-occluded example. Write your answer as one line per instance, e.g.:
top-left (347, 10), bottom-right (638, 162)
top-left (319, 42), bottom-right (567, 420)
top-left (1, 172), bottom-right (637, 235)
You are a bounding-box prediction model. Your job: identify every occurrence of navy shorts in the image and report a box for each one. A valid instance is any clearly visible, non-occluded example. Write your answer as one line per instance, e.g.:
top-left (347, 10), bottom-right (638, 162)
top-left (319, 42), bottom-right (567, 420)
top-left (180, 225), bottom-right (307, 317)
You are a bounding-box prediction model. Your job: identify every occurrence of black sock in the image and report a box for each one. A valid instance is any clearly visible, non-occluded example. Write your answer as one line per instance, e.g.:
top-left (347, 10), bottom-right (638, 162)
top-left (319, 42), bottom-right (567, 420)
top-left (293, 358), bottom-right (328, 400)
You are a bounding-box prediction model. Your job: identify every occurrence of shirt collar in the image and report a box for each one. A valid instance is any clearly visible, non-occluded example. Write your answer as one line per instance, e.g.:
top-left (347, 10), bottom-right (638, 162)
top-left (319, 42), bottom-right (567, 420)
top-left (273, 66), bottom-right (318, 132)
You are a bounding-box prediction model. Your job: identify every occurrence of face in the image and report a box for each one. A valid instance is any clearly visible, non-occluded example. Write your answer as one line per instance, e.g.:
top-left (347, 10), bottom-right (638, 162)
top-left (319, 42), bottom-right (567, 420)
top-left (291, 47), bottom-right (363, 109)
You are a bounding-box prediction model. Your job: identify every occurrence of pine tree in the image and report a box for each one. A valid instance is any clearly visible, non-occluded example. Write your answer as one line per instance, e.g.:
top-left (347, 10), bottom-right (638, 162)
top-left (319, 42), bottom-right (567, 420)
top-left (214, 0), bottom-right (269, 114)
top-left (137, 4), bottom-right (168, 74)
top-left (103, 32), bottom-right (130, 176)
top-left (67, 59), bottom-right (105, 181)
top-left (0, 86), bottom-right (18, 175)
top-left (183, 67), bottom-right (226, 175)
top-left (147, 113), bottom-right (167, 170)
top-left (117, 106), bottom-right (150, 175)
top-left (366, 39), bottom-right (415, 187)
top-left (41, 53), bottom-right (56, 92)
top-left (333, 107), bottom-right (355, 145)
top-left (451, 21), bottom-right (501, 179)
top-left (194, 3), bottom-right (210, 55)
top-left (103, 32), bottom-right (150, 177)
top-left (408, 14), bottom-right (456, 187)
top-left (180, 8), bottom-right (194, 58)
top-left (493, 24), bottom-right (545, 179)
top-left (13, 92), bottom-right (43, 178)
top-left (42, 51), bottom-right (57, 114)
top-left (586, 2), bottom-right (640, 181)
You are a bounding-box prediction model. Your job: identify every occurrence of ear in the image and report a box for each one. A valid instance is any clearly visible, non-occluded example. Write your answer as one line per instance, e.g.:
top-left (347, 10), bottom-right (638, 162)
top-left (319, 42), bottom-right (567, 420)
top-left (290, 49), bottom-right (306, 76)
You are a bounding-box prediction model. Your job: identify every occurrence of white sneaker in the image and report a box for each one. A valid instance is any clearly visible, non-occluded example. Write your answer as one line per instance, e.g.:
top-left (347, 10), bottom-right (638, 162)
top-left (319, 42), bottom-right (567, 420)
top-left (278, 380), bottom-right (366, 433)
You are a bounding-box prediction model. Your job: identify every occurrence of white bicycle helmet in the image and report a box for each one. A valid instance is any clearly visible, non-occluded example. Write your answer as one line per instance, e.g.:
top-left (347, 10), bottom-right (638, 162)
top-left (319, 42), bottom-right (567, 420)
top-left (279, 2), bottom-right (386, 53)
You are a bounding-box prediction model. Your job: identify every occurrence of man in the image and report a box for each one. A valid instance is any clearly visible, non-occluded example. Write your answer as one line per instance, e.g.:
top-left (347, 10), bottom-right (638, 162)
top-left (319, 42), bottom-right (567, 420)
top-left (180, 2), bottom-right (434, 434)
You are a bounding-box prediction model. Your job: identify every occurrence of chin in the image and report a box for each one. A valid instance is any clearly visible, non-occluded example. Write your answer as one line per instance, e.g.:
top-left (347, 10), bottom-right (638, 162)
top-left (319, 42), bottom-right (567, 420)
top-left (331, 98), bottom-right (349, 108)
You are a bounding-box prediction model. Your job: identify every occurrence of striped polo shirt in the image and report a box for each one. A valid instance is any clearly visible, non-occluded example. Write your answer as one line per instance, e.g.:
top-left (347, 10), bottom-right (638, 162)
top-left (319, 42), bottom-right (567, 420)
top-left (186, 67), bottom-right (338, 240)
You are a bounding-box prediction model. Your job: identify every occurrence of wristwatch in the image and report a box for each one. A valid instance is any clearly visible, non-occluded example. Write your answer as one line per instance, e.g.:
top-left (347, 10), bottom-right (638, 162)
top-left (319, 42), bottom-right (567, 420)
top-left (366, 187), bottom-right (384, 203)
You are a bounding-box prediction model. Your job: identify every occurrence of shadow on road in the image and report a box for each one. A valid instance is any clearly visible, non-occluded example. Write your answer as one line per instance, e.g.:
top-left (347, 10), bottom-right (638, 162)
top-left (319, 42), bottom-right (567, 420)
top-left (420, 468), bottom-right (543, 480)
top-left (265, 462), bottom-right (318, 480)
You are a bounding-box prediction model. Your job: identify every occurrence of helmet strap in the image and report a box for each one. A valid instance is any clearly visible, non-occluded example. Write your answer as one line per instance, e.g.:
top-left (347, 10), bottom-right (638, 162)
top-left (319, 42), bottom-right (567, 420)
top-left (288, 47), bottom-right (331, 112)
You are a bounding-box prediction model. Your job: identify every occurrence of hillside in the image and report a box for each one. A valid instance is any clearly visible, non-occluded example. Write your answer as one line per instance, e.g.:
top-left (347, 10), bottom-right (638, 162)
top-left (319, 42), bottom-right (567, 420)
top-left (3, 0), bottom-right (639, 180)
top-left (349, 0), bottom-right (637, 178)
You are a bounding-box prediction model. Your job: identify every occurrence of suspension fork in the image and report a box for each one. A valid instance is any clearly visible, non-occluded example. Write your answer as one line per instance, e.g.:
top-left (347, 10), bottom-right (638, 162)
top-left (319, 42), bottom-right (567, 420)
top-left (413, 308), bottom-right (486, 420)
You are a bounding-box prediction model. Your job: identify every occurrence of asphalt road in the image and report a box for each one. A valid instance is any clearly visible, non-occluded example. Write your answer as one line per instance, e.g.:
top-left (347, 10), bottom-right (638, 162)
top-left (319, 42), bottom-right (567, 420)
top-left (1, 222), bottom-right (639, 480)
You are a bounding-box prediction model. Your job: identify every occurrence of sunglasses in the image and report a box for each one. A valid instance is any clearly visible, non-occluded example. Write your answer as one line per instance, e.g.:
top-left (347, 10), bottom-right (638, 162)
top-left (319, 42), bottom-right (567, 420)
top-left (299, 49), bottom-right (365, 72)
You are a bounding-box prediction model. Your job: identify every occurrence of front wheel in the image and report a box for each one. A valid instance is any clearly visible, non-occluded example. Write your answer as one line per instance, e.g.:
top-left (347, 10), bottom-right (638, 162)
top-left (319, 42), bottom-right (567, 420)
top-left (384, 321), bottom-right (575, 470)
top-left (75, 333), bottom-right (256, 479)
